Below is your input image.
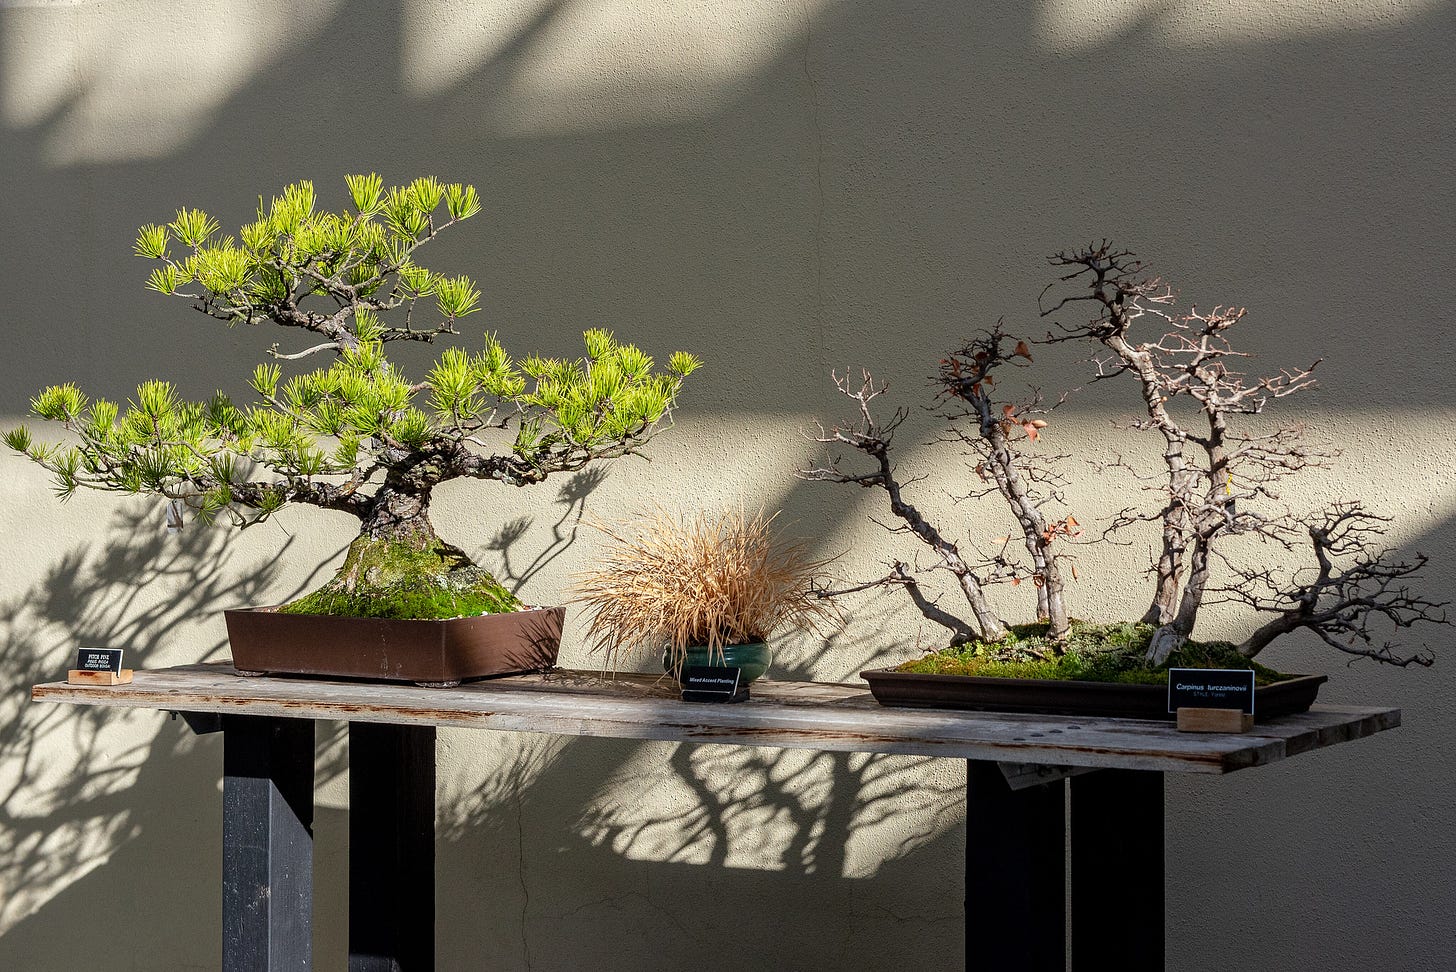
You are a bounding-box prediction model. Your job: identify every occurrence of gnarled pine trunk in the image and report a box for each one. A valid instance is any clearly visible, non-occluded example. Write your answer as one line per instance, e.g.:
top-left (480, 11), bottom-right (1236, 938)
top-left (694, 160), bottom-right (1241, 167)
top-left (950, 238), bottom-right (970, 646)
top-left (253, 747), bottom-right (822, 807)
top-left (282, 479), bottom-right (520, 619)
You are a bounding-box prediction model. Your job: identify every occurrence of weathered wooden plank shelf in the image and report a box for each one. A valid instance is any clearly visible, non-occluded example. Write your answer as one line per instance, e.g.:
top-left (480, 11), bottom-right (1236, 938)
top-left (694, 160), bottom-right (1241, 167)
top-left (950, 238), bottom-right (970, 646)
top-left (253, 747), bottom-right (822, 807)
top-left (32, 662), bottom-right (1399, 774)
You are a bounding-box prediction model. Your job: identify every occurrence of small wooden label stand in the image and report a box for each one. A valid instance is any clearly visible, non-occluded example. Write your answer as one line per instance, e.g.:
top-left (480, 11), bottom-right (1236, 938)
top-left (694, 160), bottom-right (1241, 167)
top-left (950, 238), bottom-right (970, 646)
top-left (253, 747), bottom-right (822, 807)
top-left (1176, 707), bottom-right (1254, 733)
top-left (69, 647), bottom-right (131, 686)
top-left (1169, 668), bottom-right (1256, 733)
top-left (67, 668), bottom-right (133, 686)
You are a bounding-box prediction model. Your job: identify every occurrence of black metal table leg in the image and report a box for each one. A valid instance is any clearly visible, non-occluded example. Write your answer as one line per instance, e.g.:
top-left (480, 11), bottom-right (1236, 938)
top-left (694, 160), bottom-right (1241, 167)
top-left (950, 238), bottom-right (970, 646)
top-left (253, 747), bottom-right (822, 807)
top-left (965, 760), bottom-right (1066, 971)
top-left (1071, 769), bottom-right (1164, 971)
top-left (348, 722), bottom-right (436, 972)
top-left (222, 715), bottom-right (316, 972)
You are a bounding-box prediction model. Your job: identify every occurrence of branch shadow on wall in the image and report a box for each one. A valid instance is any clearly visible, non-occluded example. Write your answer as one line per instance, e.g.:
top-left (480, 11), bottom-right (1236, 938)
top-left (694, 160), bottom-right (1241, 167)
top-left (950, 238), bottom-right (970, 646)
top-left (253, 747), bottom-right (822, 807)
top-left (0, 508), bottom-right (346, 969)
top-left (435, 720), bottom-right (966, 972)
top-left (485, 468), bottom-right (609, 595)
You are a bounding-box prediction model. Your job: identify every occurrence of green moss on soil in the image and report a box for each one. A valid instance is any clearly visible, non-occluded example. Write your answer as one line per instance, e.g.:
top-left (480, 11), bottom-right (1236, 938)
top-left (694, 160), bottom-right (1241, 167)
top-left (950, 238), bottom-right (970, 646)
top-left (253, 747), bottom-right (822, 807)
top-left (279, 537), bottom-right (522, 621)
top-left (896, 619), bottom-right (1289, 685)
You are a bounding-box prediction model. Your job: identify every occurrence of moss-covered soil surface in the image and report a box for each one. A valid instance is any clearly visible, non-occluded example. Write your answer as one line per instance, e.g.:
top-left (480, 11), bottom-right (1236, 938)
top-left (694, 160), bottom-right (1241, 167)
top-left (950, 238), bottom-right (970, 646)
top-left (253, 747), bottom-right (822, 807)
top-left (895, 620), bottom-right (1290, 685)
top-left (280, 537), bottom-right (522, 620)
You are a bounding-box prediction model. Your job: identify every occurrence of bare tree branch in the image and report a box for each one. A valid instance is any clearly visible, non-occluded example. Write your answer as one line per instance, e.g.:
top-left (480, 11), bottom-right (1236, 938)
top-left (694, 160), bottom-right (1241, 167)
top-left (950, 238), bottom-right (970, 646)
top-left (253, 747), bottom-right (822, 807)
top-left (799, 370), bottom-right (1009, 641)
top-left (936, 323), bottom-right (1074, 640)
top-left (1217, 504), bottom-right (1445, 666)
top-left (812, 561), bottom-right (978, 646)
top-left (797, 243), bottom-right (1442, 674)
top-left (1041, 242), bottom-right (1327, 663)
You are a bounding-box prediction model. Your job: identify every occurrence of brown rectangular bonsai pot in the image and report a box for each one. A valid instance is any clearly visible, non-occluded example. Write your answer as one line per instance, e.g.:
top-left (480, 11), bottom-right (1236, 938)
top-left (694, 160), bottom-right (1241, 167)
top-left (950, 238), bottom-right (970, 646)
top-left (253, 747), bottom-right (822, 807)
top-left (224, 605), bottom-right (565, 686)
top-left (859, 668), bottom-right (1328, 721)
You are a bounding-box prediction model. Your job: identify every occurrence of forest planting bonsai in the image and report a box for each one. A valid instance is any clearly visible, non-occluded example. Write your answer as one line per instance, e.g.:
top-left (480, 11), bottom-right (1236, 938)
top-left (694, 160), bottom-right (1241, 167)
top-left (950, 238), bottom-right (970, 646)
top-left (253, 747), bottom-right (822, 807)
top-left (804, 243), bottom-right (1443, 711)
top-left (8, 175), bottom-right (701, 679)
top-left (572, 508), bottom-right (835, 683)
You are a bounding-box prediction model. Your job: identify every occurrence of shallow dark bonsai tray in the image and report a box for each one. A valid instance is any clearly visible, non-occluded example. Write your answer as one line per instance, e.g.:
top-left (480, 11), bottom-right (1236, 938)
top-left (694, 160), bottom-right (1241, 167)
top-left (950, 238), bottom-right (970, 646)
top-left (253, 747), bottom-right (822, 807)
top-left (224, 605), bottom-right (565, 686)
top-left (859, 668), bottom-right (1328, 721)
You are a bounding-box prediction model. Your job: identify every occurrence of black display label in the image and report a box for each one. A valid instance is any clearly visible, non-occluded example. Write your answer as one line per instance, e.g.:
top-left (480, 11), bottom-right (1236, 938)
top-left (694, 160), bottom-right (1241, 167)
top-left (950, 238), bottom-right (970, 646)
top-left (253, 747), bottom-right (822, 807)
top-left (1167, 668), bottom-right (1255, 714)
top-left (75, 647), bottom-right (124, 673)
top-left (681, 666), bottom-right (746, 703)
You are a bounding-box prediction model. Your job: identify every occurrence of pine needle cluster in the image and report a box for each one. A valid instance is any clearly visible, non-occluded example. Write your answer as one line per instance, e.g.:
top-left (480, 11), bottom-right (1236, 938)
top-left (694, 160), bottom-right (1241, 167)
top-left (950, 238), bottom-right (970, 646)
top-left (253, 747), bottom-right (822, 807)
top-left (135, 175), bottom-right (485, 324)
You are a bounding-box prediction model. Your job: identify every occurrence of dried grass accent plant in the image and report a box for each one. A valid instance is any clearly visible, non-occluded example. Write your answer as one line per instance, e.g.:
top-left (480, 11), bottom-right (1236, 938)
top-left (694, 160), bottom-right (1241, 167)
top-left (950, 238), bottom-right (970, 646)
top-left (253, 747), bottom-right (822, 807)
top-left (573, 508), bottom-right (836, 672)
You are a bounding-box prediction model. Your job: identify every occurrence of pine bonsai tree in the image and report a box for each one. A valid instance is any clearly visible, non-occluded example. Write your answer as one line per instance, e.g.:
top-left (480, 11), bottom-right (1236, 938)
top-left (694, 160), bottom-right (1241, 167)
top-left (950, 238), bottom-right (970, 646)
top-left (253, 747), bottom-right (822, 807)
top-left (7, 175), bottom-right (701, 619)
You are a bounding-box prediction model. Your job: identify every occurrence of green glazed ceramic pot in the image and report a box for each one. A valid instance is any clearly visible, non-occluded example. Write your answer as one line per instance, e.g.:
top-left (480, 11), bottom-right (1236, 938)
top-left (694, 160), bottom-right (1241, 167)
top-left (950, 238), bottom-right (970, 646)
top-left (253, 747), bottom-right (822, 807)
top-left (666, 642), bottom-right (773, 683)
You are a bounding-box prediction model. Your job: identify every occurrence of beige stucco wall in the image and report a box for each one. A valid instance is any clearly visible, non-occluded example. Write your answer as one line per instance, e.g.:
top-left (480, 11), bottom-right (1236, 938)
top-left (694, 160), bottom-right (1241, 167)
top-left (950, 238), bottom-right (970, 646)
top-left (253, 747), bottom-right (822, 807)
top-left (1, 1), bottom-right (1453, 969)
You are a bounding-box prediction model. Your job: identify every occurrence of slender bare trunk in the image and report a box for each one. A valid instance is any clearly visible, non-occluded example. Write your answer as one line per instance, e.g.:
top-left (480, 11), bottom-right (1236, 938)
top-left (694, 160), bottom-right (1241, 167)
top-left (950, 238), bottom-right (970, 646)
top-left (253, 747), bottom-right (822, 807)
top-left (963, 380), bottom-right (1071, 643)
top-left (800, 371), bottom-right (1010, 644)
top-left (953, 574), bottom-right (1010, 642)
top-left (1141, 525), bottom-right (1186, 625)
top-left (1147, 536), bottom-right (1208, 664)
top-left (983, 439), bottom-right (1070, 643)
top-left (1103, 333), bottom-right (1192, 625)
top-left (1172, 537), bottom-right (1211, 635)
